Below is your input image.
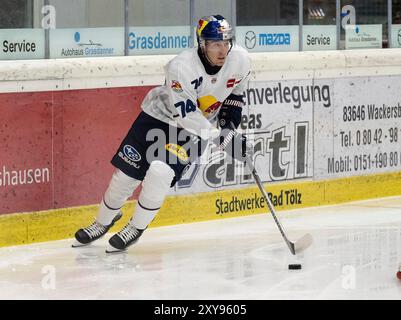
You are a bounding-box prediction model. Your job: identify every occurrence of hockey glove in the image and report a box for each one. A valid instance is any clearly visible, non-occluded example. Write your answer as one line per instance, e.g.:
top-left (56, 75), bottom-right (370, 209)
top-left (217, 94), bottom-right (244, 129)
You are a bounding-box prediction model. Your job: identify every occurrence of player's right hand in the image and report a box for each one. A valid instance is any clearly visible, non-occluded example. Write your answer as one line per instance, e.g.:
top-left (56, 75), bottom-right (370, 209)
top-left (217, 128), bottom-right (252, 162)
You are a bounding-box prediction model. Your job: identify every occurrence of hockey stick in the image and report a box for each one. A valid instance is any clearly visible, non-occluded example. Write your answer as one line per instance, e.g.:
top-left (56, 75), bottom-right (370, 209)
top-left (244, 152), bottom-right (313, 255)
top-left (220, 123), bottom-right (313, 255)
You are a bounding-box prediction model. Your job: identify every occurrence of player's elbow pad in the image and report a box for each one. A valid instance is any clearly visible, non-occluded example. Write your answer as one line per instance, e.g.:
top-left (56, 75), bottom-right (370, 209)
top-left (178, 116), bottom-right (220, 140)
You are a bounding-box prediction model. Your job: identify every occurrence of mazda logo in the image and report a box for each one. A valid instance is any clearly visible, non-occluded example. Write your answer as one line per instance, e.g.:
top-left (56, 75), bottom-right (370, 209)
top-left (245, 31), bottom-right (256, 49)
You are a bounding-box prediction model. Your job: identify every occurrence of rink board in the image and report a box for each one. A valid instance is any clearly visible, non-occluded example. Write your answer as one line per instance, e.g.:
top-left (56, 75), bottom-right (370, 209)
top-left (0, 87), bottom-right (150, 215)
top-left (2, 50), bottom-right (401, 247)
top-left (1, 170), bottom-right (401, 247)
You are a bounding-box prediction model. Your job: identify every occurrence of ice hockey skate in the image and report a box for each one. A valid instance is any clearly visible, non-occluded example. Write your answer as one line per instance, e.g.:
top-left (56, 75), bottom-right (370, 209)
top-left (105, 220), bottom-right (145, 253)
top-left (72, 211), bottom-right (123, 247)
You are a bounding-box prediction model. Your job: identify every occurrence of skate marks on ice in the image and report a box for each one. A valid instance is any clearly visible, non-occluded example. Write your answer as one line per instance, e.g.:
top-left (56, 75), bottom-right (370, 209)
top-left (248, 225), bottom-right (401, 299)
top-left (0, 197), bottom-right (401, 299)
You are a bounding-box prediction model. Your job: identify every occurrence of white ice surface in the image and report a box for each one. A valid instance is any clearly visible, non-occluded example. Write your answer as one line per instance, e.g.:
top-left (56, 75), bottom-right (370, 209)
top-left (1, 196), bottom-right (401, 300)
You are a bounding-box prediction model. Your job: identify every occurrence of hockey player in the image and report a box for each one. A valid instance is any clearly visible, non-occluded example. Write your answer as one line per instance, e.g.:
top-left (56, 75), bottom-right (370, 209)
top-left (73, 14), bottom-right (252, 252)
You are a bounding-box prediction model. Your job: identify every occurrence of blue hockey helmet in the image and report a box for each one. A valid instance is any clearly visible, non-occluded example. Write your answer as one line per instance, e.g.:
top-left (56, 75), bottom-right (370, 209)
top-left (196, 15), bottom-right (234, 46)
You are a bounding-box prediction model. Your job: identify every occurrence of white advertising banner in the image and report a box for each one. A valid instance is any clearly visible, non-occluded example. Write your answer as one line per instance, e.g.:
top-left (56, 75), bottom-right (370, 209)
top-left (236, 26), bottom-right (299, 52)
top-left (345, 24), bottom-right (382, 49)
top-left (391, 24), bottom-right (401, 48)
top-left (314, 75), bottom-right (401, 179)
top-left (173, 80), bottom-right (327, 195)
top-left (128, 26), bottom-right (192, 55)
top-left (173, 74), bottom-right (401, 194)
top-left (49, 28), bottom-right (124, 58)
top-left (0, 29), bottom-right (45, 60)
top-left (302, 25), bottom-right (337, 51)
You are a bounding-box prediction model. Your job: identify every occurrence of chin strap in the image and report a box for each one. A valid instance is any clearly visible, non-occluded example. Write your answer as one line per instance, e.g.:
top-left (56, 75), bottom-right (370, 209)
top-left (203, 51), bottom-right (217, 67)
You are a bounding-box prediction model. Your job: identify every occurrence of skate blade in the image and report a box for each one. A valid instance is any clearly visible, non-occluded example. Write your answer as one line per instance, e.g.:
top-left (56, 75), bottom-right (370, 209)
top-left (72, 240), bottom-right (91, 248)
top-left (105, 245), bottom-right (127, 254)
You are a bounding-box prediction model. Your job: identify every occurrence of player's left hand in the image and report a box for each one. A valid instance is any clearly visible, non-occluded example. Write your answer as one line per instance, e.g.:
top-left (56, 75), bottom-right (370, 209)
top-left (217, 94), bottom-right (244, 130)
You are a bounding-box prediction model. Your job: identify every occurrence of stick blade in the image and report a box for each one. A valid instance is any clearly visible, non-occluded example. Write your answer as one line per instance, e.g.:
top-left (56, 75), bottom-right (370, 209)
top-left (293, 233), bottom-right (313, 254)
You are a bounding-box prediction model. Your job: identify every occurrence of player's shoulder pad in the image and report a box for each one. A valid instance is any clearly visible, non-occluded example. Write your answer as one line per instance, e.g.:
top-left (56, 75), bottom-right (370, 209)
top-left (166, 48), bottom-right (198, 78)
top-left (228, 44), bottom-right (251, 74)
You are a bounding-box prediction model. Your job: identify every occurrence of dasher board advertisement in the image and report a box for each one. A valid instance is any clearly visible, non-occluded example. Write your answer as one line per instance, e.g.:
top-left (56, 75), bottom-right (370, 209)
top-left (0, 29), bottom-right (45, 60)
top-left (314, 75), bottom-right (401, 180)
top-left (128, 26), bottom-right (192, 55)
top-left (50, 27), bottom-right (124, 58)
top-left (236, 25), bottom-right (299, 52)
top-left (302, 25), bottom-right (337, 51)
top-left (174, 79), bottom-right (327, 195)
top-left (345, 24), bottom-right (382, 49)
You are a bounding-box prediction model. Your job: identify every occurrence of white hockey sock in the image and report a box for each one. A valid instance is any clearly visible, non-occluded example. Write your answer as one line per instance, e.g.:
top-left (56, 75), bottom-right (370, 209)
top-left (96, 169), bottom-right (141, 226)
top-left (130, 161), bottom-right (175, 230)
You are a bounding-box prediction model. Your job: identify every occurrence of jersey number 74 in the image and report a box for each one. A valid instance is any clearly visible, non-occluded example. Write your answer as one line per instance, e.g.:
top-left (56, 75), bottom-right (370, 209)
top-left (174, 99), bottom-right (197, 118)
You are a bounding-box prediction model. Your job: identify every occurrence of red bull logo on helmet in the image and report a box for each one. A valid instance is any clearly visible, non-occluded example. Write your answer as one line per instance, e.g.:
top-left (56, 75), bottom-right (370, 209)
top-left (197, 19), bottom-right (209, 38)
top-left (196, 15), bottom-right (233, 42)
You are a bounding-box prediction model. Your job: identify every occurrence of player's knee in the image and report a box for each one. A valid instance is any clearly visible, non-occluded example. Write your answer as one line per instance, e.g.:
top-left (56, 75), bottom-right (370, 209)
top-left (139, 161), bottom-right (175, 208)
top-left (104, 169), bottom-right (141, 208)
top-left (144, 160), bottom-right (175, 189)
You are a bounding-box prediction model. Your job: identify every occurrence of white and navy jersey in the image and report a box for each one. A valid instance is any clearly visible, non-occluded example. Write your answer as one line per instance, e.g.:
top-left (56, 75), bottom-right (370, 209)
top-left (141, 45), bottom-right (251, 140)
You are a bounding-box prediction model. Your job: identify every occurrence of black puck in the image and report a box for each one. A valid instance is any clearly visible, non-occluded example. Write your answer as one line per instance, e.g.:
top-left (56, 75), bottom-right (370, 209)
top-left (288, 264), bottom-right (302, 270)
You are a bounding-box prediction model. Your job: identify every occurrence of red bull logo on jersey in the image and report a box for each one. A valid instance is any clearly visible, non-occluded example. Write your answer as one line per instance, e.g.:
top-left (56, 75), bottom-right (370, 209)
top-left (171, 80), bottom-right (183, 93)
top-left (197, 95), bottom-right (222, 116)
